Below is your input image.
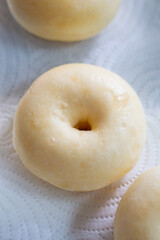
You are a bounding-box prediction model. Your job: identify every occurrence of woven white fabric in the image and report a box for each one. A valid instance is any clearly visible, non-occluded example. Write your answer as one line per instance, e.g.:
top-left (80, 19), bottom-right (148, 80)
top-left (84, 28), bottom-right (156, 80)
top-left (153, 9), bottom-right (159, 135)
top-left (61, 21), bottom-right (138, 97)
top-left (0, 0), bottom-right (160, 239)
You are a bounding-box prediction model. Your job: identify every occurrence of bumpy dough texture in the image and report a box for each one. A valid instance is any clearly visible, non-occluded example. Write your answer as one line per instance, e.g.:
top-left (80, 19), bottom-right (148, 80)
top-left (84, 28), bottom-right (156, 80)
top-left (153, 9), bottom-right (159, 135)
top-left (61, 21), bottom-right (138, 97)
top-left (114, 167), bottom-right (160, 240)
top-left (13, 64), bottom-right (146, 191)
top-left (7, 0), bottom-right (121, 41)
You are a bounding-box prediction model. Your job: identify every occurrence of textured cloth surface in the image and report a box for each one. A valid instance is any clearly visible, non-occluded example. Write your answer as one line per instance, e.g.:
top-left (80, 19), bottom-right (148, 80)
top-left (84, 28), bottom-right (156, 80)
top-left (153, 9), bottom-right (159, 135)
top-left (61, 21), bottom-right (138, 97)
top-left (0, 0), bottom-right (160, 239)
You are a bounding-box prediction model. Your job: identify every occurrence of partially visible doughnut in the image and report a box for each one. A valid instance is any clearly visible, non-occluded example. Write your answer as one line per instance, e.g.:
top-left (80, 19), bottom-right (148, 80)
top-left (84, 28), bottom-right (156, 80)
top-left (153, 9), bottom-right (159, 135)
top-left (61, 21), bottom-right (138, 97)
top-left (13, 64), bottom-right (146, 191)
top-left (7, 0), bottom-right (121, 41)
top-left (114, 167), bottom-right (160, 240)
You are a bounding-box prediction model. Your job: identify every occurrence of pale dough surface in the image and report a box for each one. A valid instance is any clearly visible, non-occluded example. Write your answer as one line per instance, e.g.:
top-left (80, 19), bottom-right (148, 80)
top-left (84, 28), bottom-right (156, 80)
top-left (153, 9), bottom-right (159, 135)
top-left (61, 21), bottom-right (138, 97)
top-left (7, 0), bottom-right (121, 41)
top-left (114, 166), bottom-right (160, 240)
top-left (1, 0), bottom-right (160, 238)
top-left (13, 64), bottom-right (146, 191)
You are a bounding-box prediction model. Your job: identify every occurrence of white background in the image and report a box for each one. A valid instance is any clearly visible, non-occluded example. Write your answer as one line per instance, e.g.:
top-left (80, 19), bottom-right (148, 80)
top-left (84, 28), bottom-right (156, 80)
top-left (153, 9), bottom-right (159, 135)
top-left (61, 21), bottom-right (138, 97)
top-left (0, 0), bottom-right (160, 239)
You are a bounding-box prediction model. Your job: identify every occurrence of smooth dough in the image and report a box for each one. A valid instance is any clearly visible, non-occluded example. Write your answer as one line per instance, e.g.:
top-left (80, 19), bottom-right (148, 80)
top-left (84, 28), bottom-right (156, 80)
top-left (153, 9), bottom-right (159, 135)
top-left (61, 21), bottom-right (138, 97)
top-left (7, 0), bottom-right (121, 41)
top-left (13, 64), bottom-right (146, 191)
top-left (114, 167), bottom-right (160, 240)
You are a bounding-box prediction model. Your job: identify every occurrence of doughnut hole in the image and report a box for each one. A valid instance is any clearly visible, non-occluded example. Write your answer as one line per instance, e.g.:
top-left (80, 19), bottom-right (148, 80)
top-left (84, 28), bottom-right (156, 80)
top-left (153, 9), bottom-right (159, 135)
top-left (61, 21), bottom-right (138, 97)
top-left (74, 120), bottom-right (92, 131)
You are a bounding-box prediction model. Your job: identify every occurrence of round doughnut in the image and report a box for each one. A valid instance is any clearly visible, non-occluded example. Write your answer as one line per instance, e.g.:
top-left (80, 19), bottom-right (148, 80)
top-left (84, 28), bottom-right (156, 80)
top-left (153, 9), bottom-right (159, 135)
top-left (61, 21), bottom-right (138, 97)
top-left (114, 167), bottom-right (160, 240)
top-left (13, 64), bottom-right (146, 191)
top-left (7, 0), bottom-right (121, 41)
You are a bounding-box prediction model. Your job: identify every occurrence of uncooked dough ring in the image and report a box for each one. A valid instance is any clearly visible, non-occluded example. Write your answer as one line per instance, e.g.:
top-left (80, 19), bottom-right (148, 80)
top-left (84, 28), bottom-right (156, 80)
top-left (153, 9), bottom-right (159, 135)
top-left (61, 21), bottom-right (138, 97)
top-left (7, 0), bottom-right (121, 41)
top-left (114, 167), bottom-right (160, 240)
top-left (13, 64), bottom-right (146, 191)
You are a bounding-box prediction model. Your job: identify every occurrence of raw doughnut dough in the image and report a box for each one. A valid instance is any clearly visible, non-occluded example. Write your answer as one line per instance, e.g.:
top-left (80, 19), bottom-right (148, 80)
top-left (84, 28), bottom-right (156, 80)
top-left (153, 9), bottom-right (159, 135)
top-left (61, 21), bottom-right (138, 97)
top-left (7, 0), bottom-right (121, 41)
top-left (114, 167), bottom-right (160, 240)
top-left (13, 64), bottom-right (146, 191)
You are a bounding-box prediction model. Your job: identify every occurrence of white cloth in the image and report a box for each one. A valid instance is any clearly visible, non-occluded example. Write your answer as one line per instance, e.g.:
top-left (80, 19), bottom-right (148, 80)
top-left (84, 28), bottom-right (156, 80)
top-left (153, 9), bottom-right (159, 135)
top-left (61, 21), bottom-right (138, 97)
top-left (0, 0), bottom-right (160, 239)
